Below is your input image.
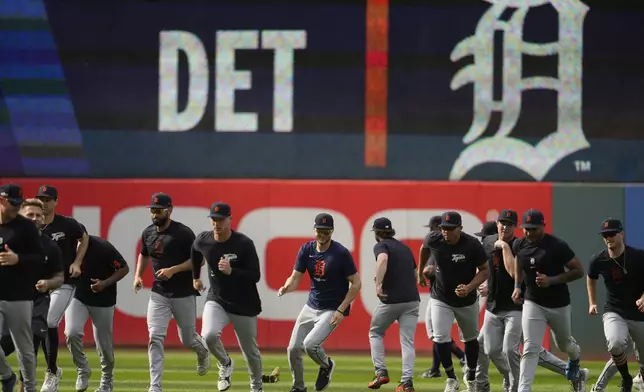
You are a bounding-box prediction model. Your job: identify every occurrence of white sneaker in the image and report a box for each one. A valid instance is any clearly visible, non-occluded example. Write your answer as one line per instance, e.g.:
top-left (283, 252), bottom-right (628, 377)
top-left (635, 372), bottom-right (644, 392)
top-left (590, 385), bottom-right (604, 392)
top-left (462, 373), bottom-right (475, 392)
top-left (572, 368), bottom-right (590, 392)
top-left (197, 352), bottom-right (211, 376)
top-left (41, 368), bottom-right (62, 392)
top-left (217, 358), bottom-right (234, 391)
top-left (75, 370), bottom-right (91, 392)
top-left (444, 377), bottom-right (460, 392)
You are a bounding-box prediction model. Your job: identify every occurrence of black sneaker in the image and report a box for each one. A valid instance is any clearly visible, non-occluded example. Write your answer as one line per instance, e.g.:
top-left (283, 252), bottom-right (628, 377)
top-left (2, 372), bottom-right (16, 392)
top-left (314, 358), bottom-right (335, 391)
top-left (289, 388), bottom-right (307, 392)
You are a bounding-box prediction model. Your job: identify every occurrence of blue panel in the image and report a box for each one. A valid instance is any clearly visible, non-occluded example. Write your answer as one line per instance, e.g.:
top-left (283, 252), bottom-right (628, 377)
top-left (624, 186), bottom-right (644, 249)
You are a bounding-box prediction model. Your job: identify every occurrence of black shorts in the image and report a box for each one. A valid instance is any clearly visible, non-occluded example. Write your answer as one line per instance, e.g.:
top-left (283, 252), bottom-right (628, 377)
top-left (32, 295), bottom-right (50, 339)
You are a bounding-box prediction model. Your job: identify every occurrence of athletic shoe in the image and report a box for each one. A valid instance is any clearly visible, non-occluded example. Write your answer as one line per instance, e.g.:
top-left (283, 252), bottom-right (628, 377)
top-left (621, 378), bottom-right (634, 392)
top-left (314, 358), bottom-right (335, 391)
top-left (289, 388), bottom-right (307, 392)
top-left (2, 372), bottom-right (16, 392)
top-left (634, 372), bottom-right (644, 392)
top-left (421, 369), bottom-right (441, 378)
top-left (75, 369), bottom-right (91, 392)
top-left (444, 377), bottom-right (460, 392)
top-left (367, 370), bottom-right (390, 389)
top-left (477, 381), bottom-right (491, 392)
top-left (462, 373), bottom-right (476, 392)
top-left (197, 351), bottom-right (211, 376)
top-left (565, 359), bottom-right (581, 381)
top-left (394, 381), bottom-right (415, 392)
top-left (41, 368), bottom-right (62, 392)
top-left (572, 368), bottom-right (590, 392)
top-left (217, 358), bottom-right (234, 391)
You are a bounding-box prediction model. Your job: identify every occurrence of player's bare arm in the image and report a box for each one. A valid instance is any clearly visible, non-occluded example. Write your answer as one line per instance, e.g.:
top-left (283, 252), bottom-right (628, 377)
top-left (512, 256), bottom-right (524, 303)
top-left (374, 253), bottom-right (388, 298)
top-left (417, 244), bottom-right (430, 286)
top-left (540, 257), bottom-right (584, 287)
top-left (36, 271), bottom-right (64, 293)
top-left (586, 275), bottom-right (598, 315)
top-left (278, 270), bottom-right (304, 296)
top-left (461, 262), bottom-right (489, 295)
top-left (156, 258), bottom-right (196, 281)
top-left (337, 272), bottom-right (361, 313)
top-left (93, 263), bottom-right (130, 293)
top-left (496, 240), bottom-right (515, 278)
top-left (133, 254), bottom-right (149, 292)
top-left (71, 231), bottom-right (89, 273)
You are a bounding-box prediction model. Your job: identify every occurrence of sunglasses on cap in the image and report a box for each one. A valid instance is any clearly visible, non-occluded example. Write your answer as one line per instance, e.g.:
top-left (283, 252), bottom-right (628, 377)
top-left (149, 208), bottom-right (168, 214)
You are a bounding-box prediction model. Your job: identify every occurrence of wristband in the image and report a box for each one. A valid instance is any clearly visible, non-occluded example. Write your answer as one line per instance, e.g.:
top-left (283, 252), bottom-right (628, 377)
top-left (514, 283), bottom-right (522, 289)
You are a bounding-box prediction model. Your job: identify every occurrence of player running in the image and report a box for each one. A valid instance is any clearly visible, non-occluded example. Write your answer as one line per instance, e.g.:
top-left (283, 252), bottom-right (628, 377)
top-left (134, 193), bottom-right (210, 391)
top-left (425, 211), bottom-right (489, 392)
top-left (587, 218), bottom-right (644, 392)
top-left (367, 217), bottom-right (420, 392)
top-left (512, 209), bottom-right (585, 392)
top-left (64, 235), bottom-right (129, 392)
top-left (191, 202), bottom-right (264, 392)
top-left (36, 185), bottom-right (89, 392)
top-left (278, 213), bottom-right (361, 392)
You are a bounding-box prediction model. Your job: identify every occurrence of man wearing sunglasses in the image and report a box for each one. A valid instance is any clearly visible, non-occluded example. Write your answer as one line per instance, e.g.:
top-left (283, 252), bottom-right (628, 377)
top-left (588, 218), bottom-right (644, 392)
top-left (425, 211), bottom-right (489, 392)
top-left (134, 193), bottom-right (210, 392)
top-left (512, 209), bottom-right (585, 392)
top-left (0, 183), bottom-right (46, 392)
top-left (35, 185), bottom-right (89, 392)
top-left (192, 202), bottom-right (264, 392)
top-left (278, 213), bottom-right (361, 392)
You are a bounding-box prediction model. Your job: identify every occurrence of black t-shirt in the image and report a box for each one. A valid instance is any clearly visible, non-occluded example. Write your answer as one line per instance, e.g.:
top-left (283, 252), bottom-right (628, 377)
top-left (588, 246), bottom-right (644, 321)
top-left (294, 240), bottom-right (358, 315)
top-left (374, 238), bottom-right (420, 304)
top-left (482, 234), bottom-right (523, 313)
top-left (140, 221), bottom-right (198, 298)
top-left (38, 234), bottom-right (64, 299)
top-left (42, 214), bottom-right (86, 284)
top-left (0, 215), bottom-right (45, 301)
top-left (191, 230), bottom-right (262, 317)
top-left (424, 231), bottom-right (487, 307)
top-left (513, 234), bottom-right (575, 308)
top-left (75, 236), bottom-right (128, 307)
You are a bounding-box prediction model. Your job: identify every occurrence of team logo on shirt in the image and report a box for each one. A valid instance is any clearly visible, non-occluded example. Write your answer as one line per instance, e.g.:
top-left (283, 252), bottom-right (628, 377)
top-left (50, 232), bottom-right (66, 242)
top-left (611, 267), bottom-right (622, 283)
top-left (451, 254), bottom-right (466, 263)
top-left (529, 257), bottom-right (536, 267)
top-left (313, 259), bottom-right (326, 281)
top-left (223, 253), bottom-right (238, 262)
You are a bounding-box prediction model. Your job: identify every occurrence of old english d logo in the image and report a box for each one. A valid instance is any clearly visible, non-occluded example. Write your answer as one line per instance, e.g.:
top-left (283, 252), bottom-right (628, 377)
top-left (449, 0), bottom-right (591, 181)
top-left (506, 211), bottom-right (511, 217)
top-left (322, 218), bottom-right (326, 223)
top-left (604, 221), bottom-right (609, 228)
top-left (526, 215), bottom-right (532, 222)
top-left (41, 186), bottom-right (47, 193)
top-left (445, 215), bottom-right (450, 221)
top-left (154, 197), bottom-right (159, 204)
top-left (214, 206), bottom-right (220, 212)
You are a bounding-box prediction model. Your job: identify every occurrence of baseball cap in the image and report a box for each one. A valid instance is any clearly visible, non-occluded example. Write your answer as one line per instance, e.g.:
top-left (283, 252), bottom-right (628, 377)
top-left (521, 209), bottom-right (545, 229)
top-left (423, 215), bottom-right (442, 228)
top-left (208, 202), bottom-right (231, 219)
top-left (474, 221), bottom-right (497, 238)
top-left (0, 183), bottom-right (24, 206)
top-left (149, 192), bottom-right (172, 209)
top-left (36, 185), bottom-right (58, 200)
top-left (314, 213), bottom-right (334, 230)
top-left (599, 218), bottom-right (623, 234)
top-left (439, 211), bottom-right (462, 228)
top-left (497, 209), bottom-right (518, 225)
top-left (372, 217), bottom-right (393, 231)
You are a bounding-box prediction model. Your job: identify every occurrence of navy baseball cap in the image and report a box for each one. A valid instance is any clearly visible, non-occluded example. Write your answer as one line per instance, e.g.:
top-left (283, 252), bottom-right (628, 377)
top-left (423, 215), bottom-right (442, 228)
top-left (474, 221), bottom-right (497, 238)
top-left (372, 217), bottom-right (393, 231)
top-left (314, 213), bottom-right (334, 229)
top-left (208, 202), bottom-right (231, 218)
top-left (439, 211), bottom-right (462, 228)
top-left (599, 218), bottom-right (623, 234)
top-left (149, 192), bottom-right (172, 209)
top-left (521, 209), bottom-right (545, 229)
top-left (36, 185), bottom-right (58, 200)
top-left (0, 183), bottom-right (24, 206)
top-left (497, 209), bottom-right (518, 225)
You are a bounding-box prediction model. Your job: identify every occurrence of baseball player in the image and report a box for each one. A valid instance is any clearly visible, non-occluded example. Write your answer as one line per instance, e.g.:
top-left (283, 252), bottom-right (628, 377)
top-left (65, 235), bottom-right (129, 392)
top-left (278, 213), bottom-right (361, 392)
top-left (587, 218), bottom-right (644, 392)
top-left (134, 193), bottom-right (210, 391)
top-left (419, 216), bottom-right (467, 379)
top-left (0, 184), bottom-right (46, 392)
top-left (367, 217), bottom-right (420, 392)
top-left (36, 185), bottom-right (89, 392)
top-left (424, 211), bottom-right (489, 392)
top-left (191, 202), bottom-right (264, 392)
top-left (476, 210), bottom-right (590, 392)
top-left (592, 347), bottom-right (644, 392)
top-left (512, 209), bottom-right (585, 392)
top-left (0, 199), bottom-right (64, 391)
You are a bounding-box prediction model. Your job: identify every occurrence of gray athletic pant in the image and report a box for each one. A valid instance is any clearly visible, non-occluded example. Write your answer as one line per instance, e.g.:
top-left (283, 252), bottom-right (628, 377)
top-left (47, 284), bottom-right (75, 327)
top-left (425, 297), bottom-right (433, 339)
top-left (147, 292), bottom-right (209, 390)
top-left (64, 299), bottom-right (115, 386)
top-left (519, 301), bottom-right (580, 392)
top-left (369, 301), bottom-right (419, 382)
top-left (475, 310), bottom-right (515, 386)
top-left (0, 301), bottom-right (36, 392)
top-left (201, 300), bottom-right (262, 390)
top-left (430, 298), bottom-right (479, 343)
top-left (288, 305), bottom-right (336, 390)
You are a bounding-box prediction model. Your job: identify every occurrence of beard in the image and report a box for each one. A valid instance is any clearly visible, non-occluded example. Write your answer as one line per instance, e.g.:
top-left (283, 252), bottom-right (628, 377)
top-left (152, 216), bottom-right (169, 227)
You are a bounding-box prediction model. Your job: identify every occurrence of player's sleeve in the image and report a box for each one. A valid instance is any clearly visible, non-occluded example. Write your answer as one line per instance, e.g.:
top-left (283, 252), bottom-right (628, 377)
top-left (555, 239), bottom-right (576, 267)
top-left (180, 227), bottom-right (197, 261)
top-left (231, 237), bottom-right (260, 283)
top-left (191, 235), bottom-right (205, 279)
top-left (587, 253), bottom-right (602, 280)
top-left (373, 242), bottom-right (388, 260)
top-left (472, 239), bottom-right (488, 267)
top-left (140, 231), bottom-right (149, 257)
top-left (68, 217), bottom-right (86, 241)
top-left (343, 248), bottom-right (358, 277)
top-left (294, 243), bottom-right (308, 273)
top-left (107, 243), bottom-right (128, 270)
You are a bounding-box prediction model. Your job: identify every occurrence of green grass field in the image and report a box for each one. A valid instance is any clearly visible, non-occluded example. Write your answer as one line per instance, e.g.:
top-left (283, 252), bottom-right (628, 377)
top-left (5, 349), bottom-right (627, 391)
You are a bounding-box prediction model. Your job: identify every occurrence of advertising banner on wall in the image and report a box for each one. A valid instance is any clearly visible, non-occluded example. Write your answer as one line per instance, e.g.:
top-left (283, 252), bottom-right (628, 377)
top-left (4, 179), bottom-right (552, 350)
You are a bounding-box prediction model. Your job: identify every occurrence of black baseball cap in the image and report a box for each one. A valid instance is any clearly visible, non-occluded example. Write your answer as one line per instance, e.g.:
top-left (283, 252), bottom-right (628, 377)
top-left (314, 213), bottom-right (334, 230)
top-left (521, 209), bottom-right (545, 229)
top-left (208, 202), bottom-right (231, 218)
top-left (0, 183), bottom-right (24, 206)
top-left (423, 215), bottom-right (442, 228)
top-left (474, 221), bottom-right (497, 238)
top-left (439, 211), bottom-right (462, 228)
top-left (599, 218), bottom-right (623, 234)
top-left (372, 217), bottom-right (393, 231)
top-left (497, 209), bottom-right (518, 225)
top-left (149, 192), bottom-right (172, 209)
top-left (36, 185), bottom-right (58, 200)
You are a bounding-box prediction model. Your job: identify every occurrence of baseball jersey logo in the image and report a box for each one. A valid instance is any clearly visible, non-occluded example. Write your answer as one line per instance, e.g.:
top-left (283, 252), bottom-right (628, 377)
top-left (492, 253), bottom-right (500, 271)
top-left (611, 267), bottom-right (622, 283)
top-left (452, 254), bottom-right (466, 263)
top-left (313, 259), bottom-right (326, 280)
top-left (529, 257), bottom-right (536, 268)
top-left (50, 232), bottom-right (66, 242)
top-left (223, 253), bottom-right (238, 262)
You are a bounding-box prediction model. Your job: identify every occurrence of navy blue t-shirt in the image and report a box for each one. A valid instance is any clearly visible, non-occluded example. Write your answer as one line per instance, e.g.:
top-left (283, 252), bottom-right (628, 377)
top-left (294, 240), bottom-right (357, 315)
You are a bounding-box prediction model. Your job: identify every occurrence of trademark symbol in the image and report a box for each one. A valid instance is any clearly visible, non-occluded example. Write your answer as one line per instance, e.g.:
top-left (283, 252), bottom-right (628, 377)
top-left (574, 160), bottom-right (591, 172)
